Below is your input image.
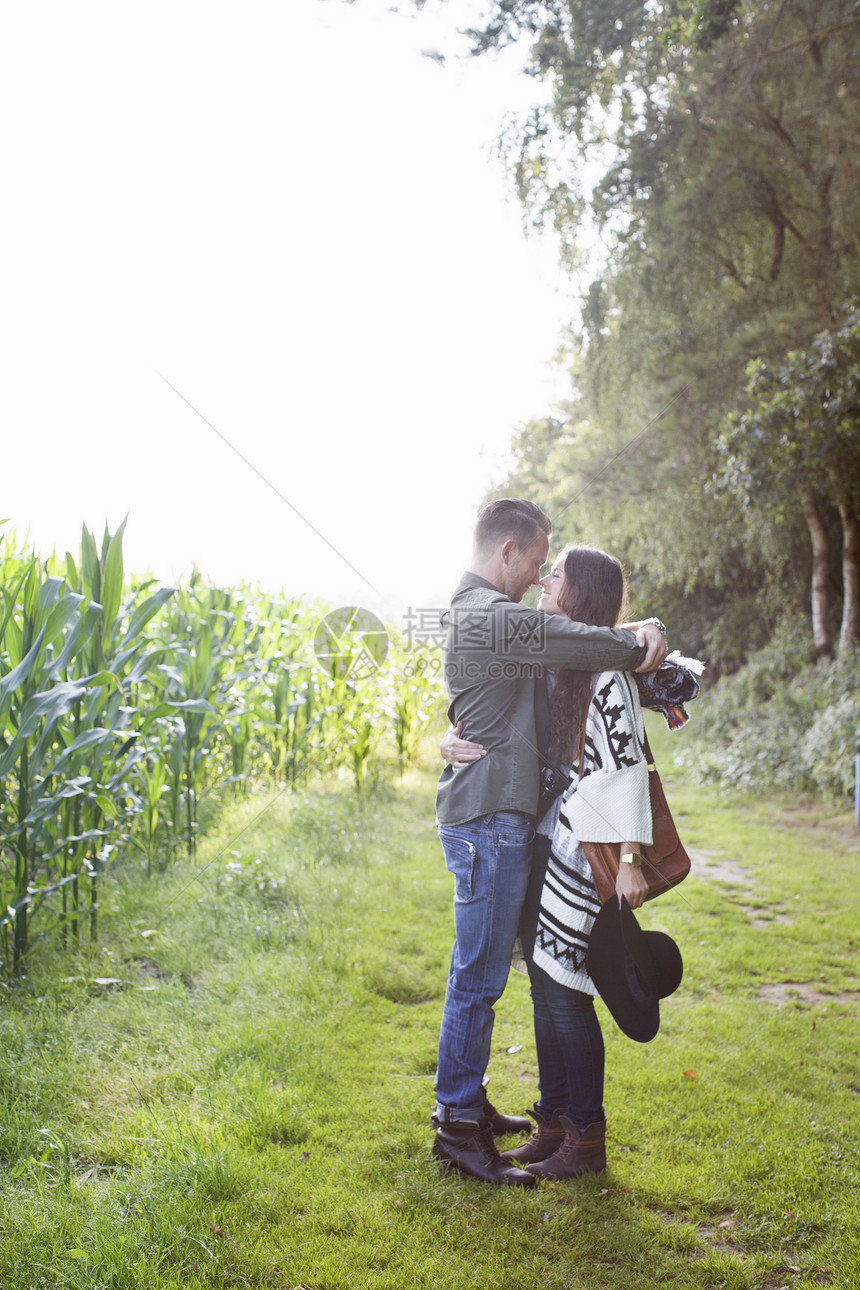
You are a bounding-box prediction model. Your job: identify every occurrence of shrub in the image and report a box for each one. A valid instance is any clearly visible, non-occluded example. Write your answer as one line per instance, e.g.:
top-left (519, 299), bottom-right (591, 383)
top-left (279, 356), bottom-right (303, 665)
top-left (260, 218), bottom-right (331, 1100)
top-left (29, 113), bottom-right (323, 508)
top-left (682, 640), bottom-right (860, 803)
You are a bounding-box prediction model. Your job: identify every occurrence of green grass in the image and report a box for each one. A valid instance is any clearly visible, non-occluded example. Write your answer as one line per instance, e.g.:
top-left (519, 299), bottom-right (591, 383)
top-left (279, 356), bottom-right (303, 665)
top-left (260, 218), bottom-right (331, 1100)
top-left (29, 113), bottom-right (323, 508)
top-left (0, 733), bottom-right (858, 1289)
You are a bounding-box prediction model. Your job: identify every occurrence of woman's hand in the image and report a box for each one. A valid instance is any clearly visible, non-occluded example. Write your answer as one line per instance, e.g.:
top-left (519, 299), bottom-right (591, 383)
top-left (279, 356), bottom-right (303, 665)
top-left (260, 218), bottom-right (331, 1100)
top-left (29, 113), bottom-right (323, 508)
top-left (615, 853), bottom-right (649, 909)
top-left (440, 722), bottom-right (486, 768)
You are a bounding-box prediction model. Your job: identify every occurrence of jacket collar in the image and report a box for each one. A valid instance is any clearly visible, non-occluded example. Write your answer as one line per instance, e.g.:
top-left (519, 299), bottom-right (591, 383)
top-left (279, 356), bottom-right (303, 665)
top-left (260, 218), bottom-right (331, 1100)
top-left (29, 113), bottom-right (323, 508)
top-left (451, 570), bottom-right (508, 601)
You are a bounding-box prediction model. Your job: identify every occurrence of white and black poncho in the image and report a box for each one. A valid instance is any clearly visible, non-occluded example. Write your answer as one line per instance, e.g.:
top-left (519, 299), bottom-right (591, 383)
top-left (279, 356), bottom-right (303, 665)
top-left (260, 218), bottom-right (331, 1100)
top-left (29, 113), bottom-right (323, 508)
top-left (532, 670), bottom-right (653, 996)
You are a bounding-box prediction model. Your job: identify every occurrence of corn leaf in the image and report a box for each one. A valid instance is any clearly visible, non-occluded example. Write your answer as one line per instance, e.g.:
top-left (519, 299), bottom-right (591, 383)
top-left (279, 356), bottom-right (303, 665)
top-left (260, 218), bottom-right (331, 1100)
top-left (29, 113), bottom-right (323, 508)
top-left (0, 681), bottom-right (88, 777)
top-left (48, 600), bottom-right (103, 679)
top-left (0, 625), bottom-right (48, 717)
top-left (122, 585), bottom-right (174, 645)
top-left (100, 517), bottom-right (127, 649)
top-left (80, 525), bottom-right (101, 603)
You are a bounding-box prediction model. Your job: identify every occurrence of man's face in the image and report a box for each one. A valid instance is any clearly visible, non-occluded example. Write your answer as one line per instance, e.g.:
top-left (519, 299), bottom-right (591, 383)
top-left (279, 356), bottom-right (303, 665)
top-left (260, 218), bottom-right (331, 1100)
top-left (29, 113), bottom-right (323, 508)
top-left (502, 531), bottom-right (550, 603)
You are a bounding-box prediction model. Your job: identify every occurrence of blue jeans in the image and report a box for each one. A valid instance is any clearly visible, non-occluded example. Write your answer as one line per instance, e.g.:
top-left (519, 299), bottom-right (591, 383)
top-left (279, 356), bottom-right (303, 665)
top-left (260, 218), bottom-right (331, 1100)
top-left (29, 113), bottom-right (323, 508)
top-left (519, 836), bottom-right (605, 1133)
top-left (435, 811), bottom-right (535, 1122)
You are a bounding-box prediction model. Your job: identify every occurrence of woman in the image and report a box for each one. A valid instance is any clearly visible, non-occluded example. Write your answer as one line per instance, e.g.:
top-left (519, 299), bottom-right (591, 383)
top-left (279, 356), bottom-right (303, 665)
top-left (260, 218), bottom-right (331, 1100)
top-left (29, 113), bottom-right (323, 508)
top-left (443, 544), bottom-right (652, 1180)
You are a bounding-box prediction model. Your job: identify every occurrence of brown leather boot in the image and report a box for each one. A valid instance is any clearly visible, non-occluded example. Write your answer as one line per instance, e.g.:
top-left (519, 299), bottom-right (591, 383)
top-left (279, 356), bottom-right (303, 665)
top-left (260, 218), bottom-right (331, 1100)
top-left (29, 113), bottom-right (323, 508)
top-left (500, 1109), bottom-right (566, 1165)
top-left (432, 1116), bottom-right (537, 1187)
top-left (481, 1086), bottom-right (531, 1136)
top-left (525, 1116), bottom-right (606, 1180)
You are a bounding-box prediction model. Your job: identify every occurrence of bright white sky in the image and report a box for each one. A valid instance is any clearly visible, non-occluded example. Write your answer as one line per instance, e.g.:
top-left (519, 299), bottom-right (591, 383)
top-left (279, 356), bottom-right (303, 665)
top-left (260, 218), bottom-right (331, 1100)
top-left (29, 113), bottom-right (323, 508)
top-left (2, 0), bottom-right (578, 628)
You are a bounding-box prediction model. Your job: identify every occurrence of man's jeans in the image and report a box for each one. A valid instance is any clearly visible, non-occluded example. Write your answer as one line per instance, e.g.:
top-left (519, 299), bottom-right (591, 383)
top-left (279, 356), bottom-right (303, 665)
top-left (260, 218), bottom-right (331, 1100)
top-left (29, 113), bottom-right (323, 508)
top-left (435, 810), bottom-right (534, 1123)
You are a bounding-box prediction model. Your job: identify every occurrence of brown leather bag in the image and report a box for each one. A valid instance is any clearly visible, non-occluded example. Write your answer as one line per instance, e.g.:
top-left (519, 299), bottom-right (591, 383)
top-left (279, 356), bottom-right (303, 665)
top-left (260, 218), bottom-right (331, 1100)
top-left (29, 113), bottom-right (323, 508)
top-left (581, 734), bottom-right (691, 905)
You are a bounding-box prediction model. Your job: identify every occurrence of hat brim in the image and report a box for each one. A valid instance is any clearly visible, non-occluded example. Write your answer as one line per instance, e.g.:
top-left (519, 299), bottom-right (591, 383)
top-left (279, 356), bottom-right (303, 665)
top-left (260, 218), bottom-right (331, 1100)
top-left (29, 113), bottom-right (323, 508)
top-left (587, 897), bottom-right (683, 1043)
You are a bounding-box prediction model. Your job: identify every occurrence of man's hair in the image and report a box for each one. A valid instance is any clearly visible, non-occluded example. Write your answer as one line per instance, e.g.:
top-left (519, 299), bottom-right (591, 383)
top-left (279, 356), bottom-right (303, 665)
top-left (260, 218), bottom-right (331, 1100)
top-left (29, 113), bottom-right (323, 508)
top-left (473, 498), bottom-right (552, 558)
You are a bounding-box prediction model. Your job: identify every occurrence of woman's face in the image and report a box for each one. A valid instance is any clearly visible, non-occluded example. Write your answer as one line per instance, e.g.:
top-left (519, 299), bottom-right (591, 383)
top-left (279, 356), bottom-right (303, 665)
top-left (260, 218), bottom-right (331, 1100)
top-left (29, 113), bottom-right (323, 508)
top-left (537, 555), bottom-right (569, 617)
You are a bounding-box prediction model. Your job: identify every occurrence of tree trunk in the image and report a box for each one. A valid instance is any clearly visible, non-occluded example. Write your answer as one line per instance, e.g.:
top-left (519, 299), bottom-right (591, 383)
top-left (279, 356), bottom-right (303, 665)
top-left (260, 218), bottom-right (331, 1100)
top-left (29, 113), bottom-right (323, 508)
top-left (836, 490), bottom-right (860, 654)
top-left (801, 490), bottom-right (834, 662)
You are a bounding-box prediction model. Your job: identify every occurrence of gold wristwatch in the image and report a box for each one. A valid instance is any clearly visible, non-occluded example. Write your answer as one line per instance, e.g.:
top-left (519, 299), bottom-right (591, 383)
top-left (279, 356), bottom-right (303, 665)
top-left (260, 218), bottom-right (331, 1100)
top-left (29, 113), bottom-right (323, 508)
top-left (620, 851), bottom-right (643, 867)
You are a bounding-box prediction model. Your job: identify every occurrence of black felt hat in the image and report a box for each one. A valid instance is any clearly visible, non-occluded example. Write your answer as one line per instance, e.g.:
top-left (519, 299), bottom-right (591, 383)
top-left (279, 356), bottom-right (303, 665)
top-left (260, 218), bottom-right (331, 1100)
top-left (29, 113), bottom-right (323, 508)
top-left (586, 897), bottom-right (683, 1043)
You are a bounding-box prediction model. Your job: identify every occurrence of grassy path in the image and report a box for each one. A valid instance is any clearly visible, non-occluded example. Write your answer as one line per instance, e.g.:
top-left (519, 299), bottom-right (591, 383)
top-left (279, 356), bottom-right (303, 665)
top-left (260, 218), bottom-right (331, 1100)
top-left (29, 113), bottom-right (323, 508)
top-left (0, 741), bottom-right (858, 1289)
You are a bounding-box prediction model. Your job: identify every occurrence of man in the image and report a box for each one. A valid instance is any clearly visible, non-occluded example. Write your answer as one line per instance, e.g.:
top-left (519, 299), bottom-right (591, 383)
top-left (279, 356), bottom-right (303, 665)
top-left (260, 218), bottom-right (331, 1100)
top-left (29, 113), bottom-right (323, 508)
top-left (432, 498), bottom-right (668, 1187)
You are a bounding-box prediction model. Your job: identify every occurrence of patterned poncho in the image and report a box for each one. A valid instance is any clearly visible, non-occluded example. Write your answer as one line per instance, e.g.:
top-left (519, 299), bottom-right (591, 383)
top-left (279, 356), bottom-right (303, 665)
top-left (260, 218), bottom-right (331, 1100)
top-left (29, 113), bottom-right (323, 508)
top-left (532, 670), bottom-right (653, 996)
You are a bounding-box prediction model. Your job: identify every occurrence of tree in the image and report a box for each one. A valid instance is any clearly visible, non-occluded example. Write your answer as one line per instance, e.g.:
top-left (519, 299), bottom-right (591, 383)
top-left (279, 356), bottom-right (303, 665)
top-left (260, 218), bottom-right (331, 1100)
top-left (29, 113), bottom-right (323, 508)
top-left (462, 0), bottom-right (860, 664)
top-left (720, 307), bottom-right (860, 659)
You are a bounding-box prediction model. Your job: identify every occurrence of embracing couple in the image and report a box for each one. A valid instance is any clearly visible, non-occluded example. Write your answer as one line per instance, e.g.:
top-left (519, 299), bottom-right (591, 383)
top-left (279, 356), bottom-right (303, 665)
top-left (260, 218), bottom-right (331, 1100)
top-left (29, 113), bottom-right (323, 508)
top-left (432, 498), bottom-right (669, 1188)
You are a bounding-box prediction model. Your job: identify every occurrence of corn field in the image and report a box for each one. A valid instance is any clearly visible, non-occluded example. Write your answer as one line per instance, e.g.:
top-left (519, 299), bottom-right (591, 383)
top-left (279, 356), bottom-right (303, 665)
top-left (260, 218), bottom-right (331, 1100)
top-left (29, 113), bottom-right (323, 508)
top-left (0, 524), bottom-right (443, 975)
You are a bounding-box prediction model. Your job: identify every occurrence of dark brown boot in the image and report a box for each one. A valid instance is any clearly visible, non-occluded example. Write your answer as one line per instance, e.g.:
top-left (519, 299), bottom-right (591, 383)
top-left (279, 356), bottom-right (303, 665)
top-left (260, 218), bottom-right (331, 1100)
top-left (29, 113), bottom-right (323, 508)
top-left (500, 1109), bottom-right (566, 1165)
top-left (525, 1116), bottom-right (606, 1180)
top-left (481, 1086), bottom-right (531, 1136)
top-left (432, 1116), bottom-right (537, 1187)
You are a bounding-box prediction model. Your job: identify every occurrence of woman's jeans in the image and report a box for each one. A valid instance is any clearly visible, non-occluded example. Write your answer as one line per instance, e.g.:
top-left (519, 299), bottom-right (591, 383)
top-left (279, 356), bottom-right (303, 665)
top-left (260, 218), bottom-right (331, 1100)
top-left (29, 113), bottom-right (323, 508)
top-left (519, 835), bottom-right (605, 1133)
top-left (435, 811), bottom-right (534, 1123)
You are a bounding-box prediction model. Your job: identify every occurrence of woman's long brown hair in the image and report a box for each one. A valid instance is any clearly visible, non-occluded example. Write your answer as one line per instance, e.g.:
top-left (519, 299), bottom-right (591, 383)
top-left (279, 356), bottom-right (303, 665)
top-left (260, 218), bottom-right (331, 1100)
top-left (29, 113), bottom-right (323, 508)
top-left (544, 545), bottom-right (628, 769)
